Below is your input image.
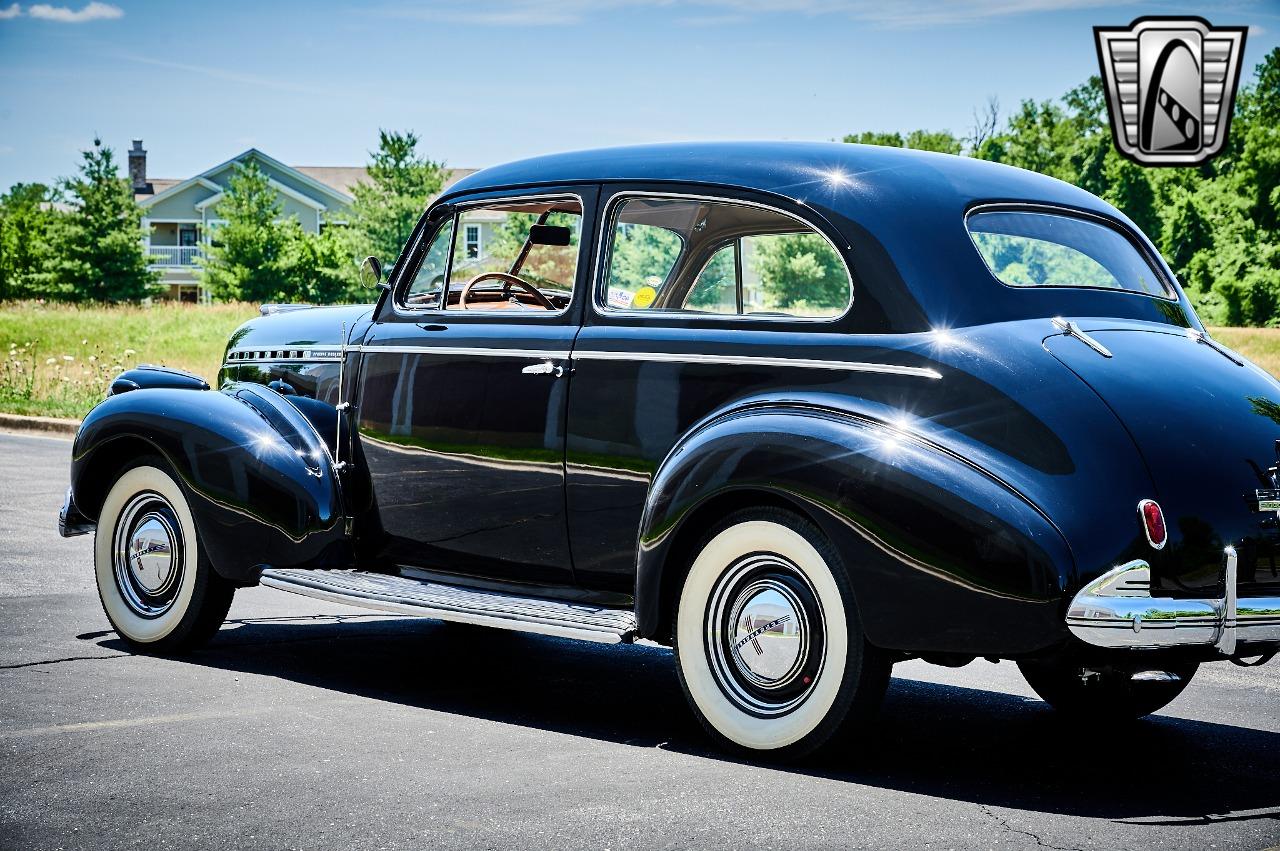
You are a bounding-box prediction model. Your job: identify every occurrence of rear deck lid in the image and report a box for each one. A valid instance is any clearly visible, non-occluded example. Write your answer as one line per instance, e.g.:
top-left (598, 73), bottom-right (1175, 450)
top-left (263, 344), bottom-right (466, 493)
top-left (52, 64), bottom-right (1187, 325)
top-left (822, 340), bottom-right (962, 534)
top-left (1044, 322), bottom-right (1280, 597)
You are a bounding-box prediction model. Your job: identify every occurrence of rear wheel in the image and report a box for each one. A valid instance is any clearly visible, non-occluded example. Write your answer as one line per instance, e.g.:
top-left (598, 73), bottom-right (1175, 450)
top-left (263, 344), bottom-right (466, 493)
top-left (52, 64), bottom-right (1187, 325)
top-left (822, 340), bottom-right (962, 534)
top-left (674, 508), bottom-right (889, 760)
top-left (94, 462), bottom-right (234, 653)
top-left (1018, 659), bottom-right (1198, 721)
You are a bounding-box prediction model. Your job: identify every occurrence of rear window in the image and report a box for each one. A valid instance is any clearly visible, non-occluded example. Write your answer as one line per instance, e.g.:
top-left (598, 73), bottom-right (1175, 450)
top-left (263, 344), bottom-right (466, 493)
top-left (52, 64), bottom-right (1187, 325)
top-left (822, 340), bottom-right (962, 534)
top-left (966, 210), bottom-right (1171, 298)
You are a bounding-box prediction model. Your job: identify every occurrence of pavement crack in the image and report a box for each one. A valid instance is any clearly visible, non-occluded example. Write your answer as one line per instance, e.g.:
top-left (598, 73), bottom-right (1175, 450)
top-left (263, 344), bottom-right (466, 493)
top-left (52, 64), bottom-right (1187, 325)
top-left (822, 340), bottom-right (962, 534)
top-left (0, 653), bottom-right (131, 671)
top-left (980, 805), bottom-right (1087, 851)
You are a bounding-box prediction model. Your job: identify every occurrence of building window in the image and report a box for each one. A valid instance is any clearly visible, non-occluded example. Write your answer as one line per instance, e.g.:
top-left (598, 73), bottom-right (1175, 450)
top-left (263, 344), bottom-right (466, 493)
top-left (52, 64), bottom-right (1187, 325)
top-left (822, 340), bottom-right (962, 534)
top-left (464, 224), bottom-right (482, 259)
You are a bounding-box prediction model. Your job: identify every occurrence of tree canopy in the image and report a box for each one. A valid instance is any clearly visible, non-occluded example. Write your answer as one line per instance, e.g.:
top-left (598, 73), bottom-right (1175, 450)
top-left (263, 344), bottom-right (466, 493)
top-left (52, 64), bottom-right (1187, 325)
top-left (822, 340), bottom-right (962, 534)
top-left (44, 139), bottom-right (158, 302)
top-left (847, 47), bottom-right (1280, 326)
top-left (345, 130), bottom-right (448, 273)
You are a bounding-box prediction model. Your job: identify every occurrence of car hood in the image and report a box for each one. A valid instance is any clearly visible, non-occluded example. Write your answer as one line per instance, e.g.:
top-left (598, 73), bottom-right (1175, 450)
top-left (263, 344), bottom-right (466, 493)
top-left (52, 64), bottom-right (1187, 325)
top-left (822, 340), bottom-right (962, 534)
top-left (1045, 320), bottom-right (1280, 597)
top-left (224, 303), bottom-right (375, 355)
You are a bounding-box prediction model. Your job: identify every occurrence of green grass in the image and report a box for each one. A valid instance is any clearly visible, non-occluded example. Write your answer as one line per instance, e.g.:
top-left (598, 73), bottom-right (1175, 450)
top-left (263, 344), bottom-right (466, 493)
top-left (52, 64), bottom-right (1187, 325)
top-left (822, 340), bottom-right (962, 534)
top-left (0, 301), bottom-right (1277, 421)
top-left (0, 301), bottom-right (257, 419)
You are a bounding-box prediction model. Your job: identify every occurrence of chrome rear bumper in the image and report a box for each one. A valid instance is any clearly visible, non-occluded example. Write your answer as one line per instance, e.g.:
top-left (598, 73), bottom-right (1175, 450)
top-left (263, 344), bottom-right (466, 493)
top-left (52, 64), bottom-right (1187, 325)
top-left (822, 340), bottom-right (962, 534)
top-left (1067, 548), bottom-right (1280, 652)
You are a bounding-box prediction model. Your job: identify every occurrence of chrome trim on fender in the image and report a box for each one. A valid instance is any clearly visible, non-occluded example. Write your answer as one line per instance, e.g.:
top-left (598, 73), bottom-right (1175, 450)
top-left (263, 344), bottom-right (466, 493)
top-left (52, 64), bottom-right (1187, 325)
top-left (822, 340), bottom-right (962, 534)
top-left (1051, 317), bottom-right (1113, 359)
top-left (571, 349), bottom-right (943, 379)
top-left (1188, 328), bottom-right (1246, 366)
top-left (1066, 552), bottom-right (1280, 651)
top-left (224, 346), bottom-right (343, 365)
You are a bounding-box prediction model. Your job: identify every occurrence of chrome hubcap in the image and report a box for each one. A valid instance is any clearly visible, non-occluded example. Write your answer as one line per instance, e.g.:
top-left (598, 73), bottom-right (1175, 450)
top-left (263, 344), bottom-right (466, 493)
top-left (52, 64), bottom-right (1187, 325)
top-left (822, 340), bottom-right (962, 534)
top-left (729, 580), bottom-right (810, 687)
top-left (706, 553), bottom-right (826, 717)
top-left (113, 493), bottom-right (184, 618)
top-left (128, 515), bottom-right (176, 593)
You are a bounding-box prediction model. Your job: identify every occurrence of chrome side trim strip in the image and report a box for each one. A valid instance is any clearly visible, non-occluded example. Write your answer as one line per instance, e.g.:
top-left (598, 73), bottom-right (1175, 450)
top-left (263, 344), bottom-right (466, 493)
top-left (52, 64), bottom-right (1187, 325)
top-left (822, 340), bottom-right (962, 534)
top-left (260, 567), bottom-right (637, 644)
top-left (359, 345), bottom-right (572, 360)
top-left (1066, 554), bottom-right (1280, 651)
top-left (571, 349), bottom-right (944, 379)
top-left (357, 345), bottom-right (940, 378)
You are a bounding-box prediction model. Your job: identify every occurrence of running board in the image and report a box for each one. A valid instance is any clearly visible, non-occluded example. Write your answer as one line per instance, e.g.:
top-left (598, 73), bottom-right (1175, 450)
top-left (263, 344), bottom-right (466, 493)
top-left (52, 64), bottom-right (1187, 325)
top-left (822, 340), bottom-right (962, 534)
top-left (258, 568), bottom-right (638, 644)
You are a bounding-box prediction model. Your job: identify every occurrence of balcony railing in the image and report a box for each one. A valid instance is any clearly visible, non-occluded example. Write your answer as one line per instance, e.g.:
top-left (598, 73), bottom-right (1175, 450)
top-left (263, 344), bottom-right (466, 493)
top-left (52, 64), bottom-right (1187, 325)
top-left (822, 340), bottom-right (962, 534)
top-left (148, 245), bottom-right (202, 267)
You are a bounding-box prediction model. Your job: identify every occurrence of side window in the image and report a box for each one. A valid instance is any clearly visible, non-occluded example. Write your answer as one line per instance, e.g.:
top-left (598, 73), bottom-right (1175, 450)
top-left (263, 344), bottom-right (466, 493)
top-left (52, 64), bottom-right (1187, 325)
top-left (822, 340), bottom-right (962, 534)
top-left (403, 218), bottom-right (454, 307)
top-left (605, 221), bottom-right (682, 309)
top-left (447, 198), bottom-right (582, 312)
top-left (600, 196), bottom-right (851, 319)
top-left (400, 198), bottom-right (582, 312)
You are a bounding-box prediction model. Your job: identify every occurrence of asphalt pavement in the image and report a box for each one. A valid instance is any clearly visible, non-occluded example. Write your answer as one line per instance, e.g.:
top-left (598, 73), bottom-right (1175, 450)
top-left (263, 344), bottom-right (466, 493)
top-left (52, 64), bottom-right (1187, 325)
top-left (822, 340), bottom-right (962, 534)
top-left (1, 430), bottom-right (1277, 850)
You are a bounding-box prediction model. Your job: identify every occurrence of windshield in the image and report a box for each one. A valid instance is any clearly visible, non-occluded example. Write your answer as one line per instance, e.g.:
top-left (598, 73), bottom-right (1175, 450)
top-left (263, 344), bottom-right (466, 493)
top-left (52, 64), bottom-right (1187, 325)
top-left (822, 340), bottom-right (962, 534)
top-left (966, 210), bottom-right (1171, 298)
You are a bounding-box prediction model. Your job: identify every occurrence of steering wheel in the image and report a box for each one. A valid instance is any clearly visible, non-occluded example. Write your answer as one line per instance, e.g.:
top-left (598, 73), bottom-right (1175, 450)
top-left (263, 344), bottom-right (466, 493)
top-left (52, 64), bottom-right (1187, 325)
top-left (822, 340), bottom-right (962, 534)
top-left (459, 272), bottom-right (556, 311)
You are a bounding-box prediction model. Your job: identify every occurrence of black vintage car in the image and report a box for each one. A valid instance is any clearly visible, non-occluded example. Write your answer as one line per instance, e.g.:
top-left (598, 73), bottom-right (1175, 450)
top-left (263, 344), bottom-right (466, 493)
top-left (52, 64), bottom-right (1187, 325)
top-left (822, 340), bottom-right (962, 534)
top-left (62, 142), bottom-right (1279, 758)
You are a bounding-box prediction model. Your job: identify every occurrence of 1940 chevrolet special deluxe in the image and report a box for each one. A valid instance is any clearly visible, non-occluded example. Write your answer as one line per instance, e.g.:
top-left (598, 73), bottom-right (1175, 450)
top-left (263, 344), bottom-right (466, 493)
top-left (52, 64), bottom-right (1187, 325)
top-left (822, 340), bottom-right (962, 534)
top-left (61, 142), bottom-right (1280, 759)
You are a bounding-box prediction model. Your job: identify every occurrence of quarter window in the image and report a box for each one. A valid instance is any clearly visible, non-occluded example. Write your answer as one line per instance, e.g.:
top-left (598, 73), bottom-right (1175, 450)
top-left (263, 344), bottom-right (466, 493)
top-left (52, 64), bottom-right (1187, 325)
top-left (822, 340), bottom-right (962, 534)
top-left (601, 196), bottom-right (851, 318)
top-left (966, 210), bottom-right (1171, 297)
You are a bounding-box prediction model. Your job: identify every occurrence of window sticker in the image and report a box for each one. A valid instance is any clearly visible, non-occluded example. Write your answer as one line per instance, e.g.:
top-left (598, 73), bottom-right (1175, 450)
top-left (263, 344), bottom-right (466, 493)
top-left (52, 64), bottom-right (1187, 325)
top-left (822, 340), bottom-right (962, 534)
top-left (632, 285), bottom-right (658, 309)
top-left (607, 287), bottom-right (635, 309)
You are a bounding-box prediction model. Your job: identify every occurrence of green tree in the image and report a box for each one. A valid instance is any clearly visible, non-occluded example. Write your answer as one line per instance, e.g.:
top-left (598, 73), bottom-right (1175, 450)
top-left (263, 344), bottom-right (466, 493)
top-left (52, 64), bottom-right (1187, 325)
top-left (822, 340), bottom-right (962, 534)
top-left (754, 233), bottom-right (848, 310)
top-left (46, 138), bottom-right (157, 302)
top-left (842, 129), bottom-right (962, 154)
top-left (200, 160), bottom-right (295, 302)
top-left (0, 183), bottom-right (60, 299)
top-left (347, 130), bottom-right (447, 269)
top-left (282, 222), bottom-right (361, 304)
top-left (842, 131), bottom-right (905, 147)
top-left (904, 130), bottom-right (963, 154)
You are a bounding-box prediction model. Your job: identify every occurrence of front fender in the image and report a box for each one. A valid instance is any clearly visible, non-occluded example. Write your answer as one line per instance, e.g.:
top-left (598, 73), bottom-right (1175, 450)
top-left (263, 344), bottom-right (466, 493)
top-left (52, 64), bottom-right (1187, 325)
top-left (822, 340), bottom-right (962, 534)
top-left (70, 382), bottom-right (347, 582)
top-left (635, 403), bottom-right (1075, 655)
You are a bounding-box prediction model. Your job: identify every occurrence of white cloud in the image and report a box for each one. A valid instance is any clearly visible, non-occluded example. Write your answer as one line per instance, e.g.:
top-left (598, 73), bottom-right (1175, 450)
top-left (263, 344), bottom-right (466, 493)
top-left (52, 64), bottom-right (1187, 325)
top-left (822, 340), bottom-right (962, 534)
top-left (117, 53), bottom-right (329, 96)
top-left (26, 2), bottom-right (123, 22)
top-left (0, 3), bottom-right (20, 18)
top-left (377, 0), bottom-right (1131, 28)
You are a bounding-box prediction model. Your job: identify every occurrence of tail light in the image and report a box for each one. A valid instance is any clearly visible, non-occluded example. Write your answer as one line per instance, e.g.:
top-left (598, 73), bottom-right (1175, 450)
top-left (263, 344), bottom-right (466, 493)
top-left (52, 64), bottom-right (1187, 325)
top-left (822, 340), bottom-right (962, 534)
top-left (1138, 499), bottom-right (1167, 550)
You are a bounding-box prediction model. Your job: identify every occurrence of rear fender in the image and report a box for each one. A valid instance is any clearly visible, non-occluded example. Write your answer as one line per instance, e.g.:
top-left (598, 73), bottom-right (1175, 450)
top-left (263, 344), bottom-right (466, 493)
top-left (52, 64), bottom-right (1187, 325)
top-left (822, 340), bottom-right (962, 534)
top-left (635, 402), bottom-right (1074, 655)
top-left (70, 382), bottom-right (347, 582)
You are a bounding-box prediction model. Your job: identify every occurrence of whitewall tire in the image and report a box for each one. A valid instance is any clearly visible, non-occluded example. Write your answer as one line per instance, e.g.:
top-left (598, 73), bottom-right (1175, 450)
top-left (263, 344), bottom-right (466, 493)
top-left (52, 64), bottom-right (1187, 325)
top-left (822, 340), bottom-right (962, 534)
top-left (674, 508), bottom-right (889, 759)
top-left (94, 462), bottom-right (234, 652)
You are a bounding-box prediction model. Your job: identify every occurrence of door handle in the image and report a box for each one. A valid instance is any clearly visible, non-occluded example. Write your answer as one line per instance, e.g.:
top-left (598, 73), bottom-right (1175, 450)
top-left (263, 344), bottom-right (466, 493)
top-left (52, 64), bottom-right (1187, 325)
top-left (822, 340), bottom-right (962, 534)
top-left (521, 360), bottom-right (565, 378)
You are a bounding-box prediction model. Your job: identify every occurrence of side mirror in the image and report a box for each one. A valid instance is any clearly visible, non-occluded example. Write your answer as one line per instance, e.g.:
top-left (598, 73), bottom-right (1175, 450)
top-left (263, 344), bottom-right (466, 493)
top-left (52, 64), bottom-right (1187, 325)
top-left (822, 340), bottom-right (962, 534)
top-left (359, 256), bottom-right (384, 290)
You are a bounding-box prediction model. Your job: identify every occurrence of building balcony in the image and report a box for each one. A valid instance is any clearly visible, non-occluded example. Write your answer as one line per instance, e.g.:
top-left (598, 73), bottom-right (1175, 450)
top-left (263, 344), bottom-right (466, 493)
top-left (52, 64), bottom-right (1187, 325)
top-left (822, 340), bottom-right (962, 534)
top-left (148, 245), bottom-right (202, 267)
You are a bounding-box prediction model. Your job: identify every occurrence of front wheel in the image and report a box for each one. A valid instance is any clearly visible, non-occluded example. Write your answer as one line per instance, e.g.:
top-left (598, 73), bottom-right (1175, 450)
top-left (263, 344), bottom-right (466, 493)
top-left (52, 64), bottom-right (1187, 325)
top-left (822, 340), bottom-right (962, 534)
top-left (674, 508), bottom-right (890, 760)
top-left (94, 461), bottom-right (234, 653)
top-left (1018, 659), bottom-right (1198, 721)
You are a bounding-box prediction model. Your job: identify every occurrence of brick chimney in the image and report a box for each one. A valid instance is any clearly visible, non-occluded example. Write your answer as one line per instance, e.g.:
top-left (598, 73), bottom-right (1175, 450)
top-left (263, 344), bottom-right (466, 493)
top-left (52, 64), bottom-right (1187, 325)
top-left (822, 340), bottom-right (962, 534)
top-left (128, 140), bottom-right (151, 194)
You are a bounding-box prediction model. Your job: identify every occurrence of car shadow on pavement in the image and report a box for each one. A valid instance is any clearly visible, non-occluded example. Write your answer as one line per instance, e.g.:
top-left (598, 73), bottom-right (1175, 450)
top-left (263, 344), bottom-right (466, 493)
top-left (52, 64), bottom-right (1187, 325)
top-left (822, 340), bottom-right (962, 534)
top-left (89, 614), bottom-right (1280, 824)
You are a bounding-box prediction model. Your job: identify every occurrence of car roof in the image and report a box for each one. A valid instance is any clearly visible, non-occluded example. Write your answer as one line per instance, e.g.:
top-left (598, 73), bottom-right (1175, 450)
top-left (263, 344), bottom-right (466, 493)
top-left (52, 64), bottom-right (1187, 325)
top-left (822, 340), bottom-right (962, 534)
top-left (441, 142), bottom-right (1183, 333)
top-left (443, 141), bottom-right (1117, 222)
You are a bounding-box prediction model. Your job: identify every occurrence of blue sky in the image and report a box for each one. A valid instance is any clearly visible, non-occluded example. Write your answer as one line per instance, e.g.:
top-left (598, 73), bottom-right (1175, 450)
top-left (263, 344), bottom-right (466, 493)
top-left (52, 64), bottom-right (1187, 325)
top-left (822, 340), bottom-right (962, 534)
top-left (0, 0), bottom-right (1277, 188)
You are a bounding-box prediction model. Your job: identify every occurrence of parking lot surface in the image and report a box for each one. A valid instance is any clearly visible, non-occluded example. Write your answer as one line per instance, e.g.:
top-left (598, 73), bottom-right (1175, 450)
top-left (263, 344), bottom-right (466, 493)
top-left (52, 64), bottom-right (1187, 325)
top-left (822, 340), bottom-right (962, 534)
top-left (1, 431), bottom-right (1277, 850)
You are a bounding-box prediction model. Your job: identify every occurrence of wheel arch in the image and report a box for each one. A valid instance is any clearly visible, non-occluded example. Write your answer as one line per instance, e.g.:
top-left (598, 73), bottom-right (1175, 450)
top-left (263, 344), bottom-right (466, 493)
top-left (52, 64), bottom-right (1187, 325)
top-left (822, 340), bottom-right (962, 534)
top-left (633, 402), bottom-right (1076, 656)
top-left (70, 383), bottom-right (349, 582)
